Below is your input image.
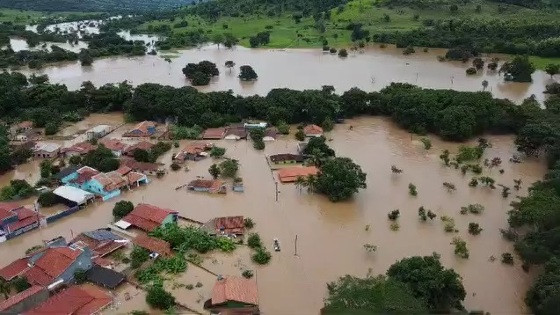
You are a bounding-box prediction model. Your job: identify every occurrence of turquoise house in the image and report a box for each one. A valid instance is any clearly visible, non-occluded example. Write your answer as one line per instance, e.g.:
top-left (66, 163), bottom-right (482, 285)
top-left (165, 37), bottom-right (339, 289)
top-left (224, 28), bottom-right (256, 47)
top-left (61, 166), bottom-right (147, 201)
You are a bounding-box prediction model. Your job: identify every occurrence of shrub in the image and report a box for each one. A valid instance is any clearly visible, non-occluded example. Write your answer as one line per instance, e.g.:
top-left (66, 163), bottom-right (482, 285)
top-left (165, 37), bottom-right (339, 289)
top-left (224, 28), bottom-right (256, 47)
top-left (252, 247), bottom-right (272, 264)
top-left (74, 269), bottom-right (87, 284)
top-left (11, 277), bottom-right (30, 292)
top-left (452, 237), bottom-right (469, 259)
top-left (242, 270), bottom-right (254, 278)
top-left (460, 203), bottom-right (484, 215)
top-left (37, 191), bottom-right (57, 207)
top-left (146, 285), bottom-right (175, 310)
top-left (247, 233), bottom-right (262, 249)
top-left (210, 146), bottom-right (226, 158)
top-left (170, 163), bottom-right (181, 171)
top-left (408, 183), bottom-right (418, 196)
top-left (338, 49), bottom-right (348, 58)
top-left (130, 246), bottom-right (150, 269)
top-left (501, 252), bottom-right (514, 265)
top-left (468, 222), bottom-right (482, 235)
top-left (466, 67), bottom-right (477, 75)
top-left (388, 209), bottom-right (400, 221)
top-left (244, 218), bottom-right (255, 229)
top-left (113, 200), bottom-right (134, 220)
top-left (295, 129), bottom-right (305, 141)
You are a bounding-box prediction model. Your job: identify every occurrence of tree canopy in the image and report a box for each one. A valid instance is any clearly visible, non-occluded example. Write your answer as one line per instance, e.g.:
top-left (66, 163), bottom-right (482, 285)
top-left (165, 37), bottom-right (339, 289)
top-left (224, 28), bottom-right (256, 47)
top-left (315, 157), bottom-right (367, 202)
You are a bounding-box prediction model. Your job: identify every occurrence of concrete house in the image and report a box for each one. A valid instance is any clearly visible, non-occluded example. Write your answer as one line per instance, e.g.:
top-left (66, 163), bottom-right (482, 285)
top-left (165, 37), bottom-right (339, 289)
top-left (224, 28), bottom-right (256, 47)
top-left (263, 127), bottom-right (278, 141)
top-left (187, 179), bottom-right (227, 194)
top-left (269, 154), bottom-right (305, 165)
top-left (123, 140), bottom-right (154, 157)
top-left (224, 127), bottom-right (248, 140)
top-left (304, 124), bottom-right (324, 137)
top-left (0, 238), bottom-right (93, 289)
top-left (202, 127), bottom-right (227, 140)
top-left (85, 124), bottom-right (111, 140)
top-left (0, 202), bottom-right (42, 242)
top-left (33, 143), bottom-right (60, 158)
top-left (277, 166), bottom-right (319, 183)
top-left (61, 141), bottom-right (96, 157)
top-left (99, 138), bottom-right (127, 157)
top-left (202, 216), bottom-right (245, 236)
top-left (0, 285), bottom-right (49, 314)
top-left (25, 284), bottom-right (112, 314)
top-left (174, 143), bottom-right (211, 163)
top-left (117, 203), bottom-right (178, 232)
top-left (70, 229), bottom-right (128, 267)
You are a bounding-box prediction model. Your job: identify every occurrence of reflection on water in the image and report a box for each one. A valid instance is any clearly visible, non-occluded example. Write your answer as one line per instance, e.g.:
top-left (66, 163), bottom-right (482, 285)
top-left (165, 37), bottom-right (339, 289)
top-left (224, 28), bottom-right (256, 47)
top-left (21, 45), bottom-right (557, 103)
top-left (0, 116), bottom-right (546, 314)
top-left (9, 37), bottom-right (88, 53)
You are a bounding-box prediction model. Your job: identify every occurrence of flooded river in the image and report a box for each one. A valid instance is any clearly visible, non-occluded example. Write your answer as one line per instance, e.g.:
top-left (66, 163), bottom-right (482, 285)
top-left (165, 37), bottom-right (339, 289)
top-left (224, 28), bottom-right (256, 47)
top-left (0, 116), bottom-right (546, 314)
top-left (18, 44), bottom-right (557, 104)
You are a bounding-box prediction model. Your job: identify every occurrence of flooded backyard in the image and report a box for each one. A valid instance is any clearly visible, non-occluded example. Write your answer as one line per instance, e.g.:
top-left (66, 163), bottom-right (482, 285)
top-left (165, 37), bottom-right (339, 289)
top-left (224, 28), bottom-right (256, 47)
top-left (18, 44), bottom-right (557, 104)
top-left (0, 116), bottom-right (546, 314)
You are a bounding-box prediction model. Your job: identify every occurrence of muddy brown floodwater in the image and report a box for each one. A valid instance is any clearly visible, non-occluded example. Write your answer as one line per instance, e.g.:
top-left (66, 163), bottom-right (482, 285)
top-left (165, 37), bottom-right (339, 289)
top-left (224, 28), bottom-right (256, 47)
top-left (20, 45), bottom-right (558, 104)
top-left (0, 116), bottom-right (546, 314)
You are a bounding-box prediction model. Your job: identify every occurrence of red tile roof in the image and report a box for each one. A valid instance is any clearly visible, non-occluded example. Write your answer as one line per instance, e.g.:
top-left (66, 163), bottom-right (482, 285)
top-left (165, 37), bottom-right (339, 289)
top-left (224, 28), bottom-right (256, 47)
top-left (71, 234), bottom-right (125, 258)
top-left (122, 204), bottom-right (177, 232)
top-left (25, 247), bottom-right (83, 286)
top-left (18, 121), bottom-right (33, 129)
top-left (277, 166), bottom-right (319, 183)
top-left (133, 234), bottom-right (172, 257)
top-left (202, 128), bottom-right (226, 139)
top-left (1, 205), bottom-right (41, 234)
top-left (188, 179), bottom-right (226, 193)
top-left (0, 285), bottom-right (45, 311)
top-left (75, 166), bottom-right (100, 184)
top-left (120, 157), bottom-right (160, 173)
top-left (211, 276), bottom-right (258, 306)
top-left (0, 202), bottom-right (20, 221)
top-left (99, 138), bottom-right (126, 152)
top-left (0, 258), bottom-right (30, 281)
top-left (25, 284), bottom-right (112, 315)
top-left (124, 121), bottom-right (156, 137)
top-left (304, 124), bottom-right (323, 135)
top-left (213, 216), bottom-right (245, 235)
top-left (63, 142), bottom-right (96, 155)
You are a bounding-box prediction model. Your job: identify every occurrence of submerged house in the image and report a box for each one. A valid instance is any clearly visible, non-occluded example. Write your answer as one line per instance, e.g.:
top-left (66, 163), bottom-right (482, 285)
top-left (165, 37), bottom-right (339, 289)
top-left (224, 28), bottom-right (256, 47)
top-left (0, 238), bottom-right (93, 289)
top-left (25, 284), bottom-right (113, 314)
top-left (61, 166), bottom-right (148, 201)
top-left (174, 143), bottom-right (212, 163)
top-left (70, 229), bottom-right (128, 267)
top-left (0, 203), bottom-right (42, 242)
top-left (202, 216), bottom-right (245, 236)
top-left (99, 138), bottom-right (127, 157)
top-left (117, 203), bottom-right (178, 232)
top-left (33, 143), bottom-right (60, 158)
top-left (85, 124), bottom-right (111, 140)
top-left (277, 166), bottom-right (319, 183)
top-left (187, 179), bottom-right (227, 194)
top-left (120, 158), bottom-right (163, 176)
top-left (269, 154), bottom-right (305, 165)
top-left (123, 140), bottom-right (155, 157)
top-left (224, 127), bottom-right (247, 140)
top-left (263, 127), bottom-right (278, 141)
top-left (123, 121), bottom-right (157, 138)
top-left (202, 127), bottom-right (227, 140)
top-left (61, 141), bottom-right (97, 157)
top-left (133, 234), bottom-right (172, 257)
top-left (0, 285), bottom-right (49, 314)
top-left (304, 124), bottom-right (324, 137)
top-left (204, 276), bottom-right (259, 313)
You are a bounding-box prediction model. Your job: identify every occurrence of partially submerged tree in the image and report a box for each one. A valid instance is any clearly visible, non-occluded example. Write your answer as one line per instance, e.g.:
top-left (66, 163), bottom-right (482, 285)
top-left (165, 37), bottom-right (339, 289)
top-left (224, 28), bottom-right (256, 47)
top-left (315, 157), bottom-right (367, 202)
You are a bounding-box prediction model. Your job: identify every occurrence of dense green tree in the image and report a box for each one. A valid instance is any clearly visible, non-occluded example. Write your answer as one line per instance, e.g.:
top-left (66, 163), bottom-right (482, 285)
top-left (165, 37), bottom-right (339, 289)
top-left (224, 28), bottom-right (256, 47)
top-left (146, 285), bottom-right (175, 310)
top-left (501, 56), bottom-right (536, 82)
top-left (387, 254), bottom-right (466, 311)
top-left (303, 136), bottom-right (335, 157)
top-left (315, 157), bottom-right (367, 202)
top-left (113, 200), bottom-right (134, 219)
top-left (324, 275), bottom-right (428, 314)
top-left (38, 191), bottom-right (57, 207)
top-left (545, 64), bottom-right (560, 77)
top-left (238, 65), bottom-right (258, 81)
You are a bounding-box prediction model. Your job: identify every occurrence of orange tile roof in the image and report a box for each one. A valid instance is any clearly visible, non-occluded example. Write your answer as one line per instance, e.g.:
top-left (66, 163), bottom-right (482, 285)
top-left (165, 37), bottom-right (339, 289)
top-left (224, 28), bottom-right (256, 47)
top-left (63, 142), bottom-right (96, 155)
top-left (25, 247), bottom-right (82, 286)
top-left (211, 276), bottom-right (258, 306)
top-left (304, 124), bottom-right (323, 135)
top-left (25, 284), bottom-right (112, 315)
top-left (0, 202), bottom-right (20, 221)
top-left (133, 234), bottom-right (172, 256)
top-left (277, 166), bottom-right (319, 183)
top-left (0, 285), bottom-right (45, 311)
top-left (213, 216), bottom-right (245, 235)
top-left (202, 128), bottom-right (226, 139)
top-left (122, 204), bottom-right (177, 232)
top-left (124, 141), bottom-right (154, 155)
top-left (99, 138), bottom-right (126, 151)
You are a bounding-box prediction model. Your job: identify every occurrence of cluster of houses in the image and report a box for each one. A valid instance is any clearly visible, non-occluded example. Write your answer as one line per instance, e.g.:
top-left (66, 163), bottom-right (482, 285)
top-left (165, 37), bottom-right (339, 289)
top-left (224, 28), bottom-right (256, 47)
top-left (200, 122), bottom-right (279, 141)
top-left (0, 203), bottom-right (260, 314)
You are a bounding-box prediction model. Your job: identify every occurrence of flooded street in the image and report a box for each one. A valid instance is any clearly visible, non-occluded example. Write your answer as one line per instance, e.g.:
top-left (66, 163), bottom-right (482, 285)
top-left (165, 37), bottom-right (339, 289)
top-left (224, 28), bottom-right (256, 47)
top-left (19, 44), bottom-right (557, 103)
top-left (0, 116), bottom-right (546, 314)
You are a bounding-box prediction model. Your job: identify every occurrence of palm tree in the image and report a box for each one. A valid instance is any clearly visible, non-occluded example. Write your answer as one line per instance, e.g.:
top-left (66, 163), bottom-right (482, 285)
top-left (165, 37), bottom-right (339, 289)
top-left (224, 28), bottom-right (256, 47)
top-left (295, 176), bottom-right (306, 193)
top-left (306, 175), bottom-right (317, 193)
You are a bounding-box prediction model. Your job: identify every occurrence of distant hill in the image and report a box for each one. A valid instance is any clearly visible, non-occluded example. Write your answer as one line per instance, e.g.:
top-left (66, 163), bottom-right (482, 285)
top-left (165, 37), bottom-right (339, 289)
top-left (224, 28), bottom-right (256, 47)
top-left (0, 0), bottom-right (196, 12)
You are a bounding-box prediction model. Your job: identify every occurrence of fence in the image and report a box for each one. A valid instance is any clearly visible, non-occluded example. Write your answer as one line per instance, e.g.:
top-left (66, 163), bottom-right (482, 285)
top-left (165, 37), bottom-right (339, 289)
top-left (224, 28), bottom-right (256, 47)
top-left (46, 205), bottom-right (82, 224)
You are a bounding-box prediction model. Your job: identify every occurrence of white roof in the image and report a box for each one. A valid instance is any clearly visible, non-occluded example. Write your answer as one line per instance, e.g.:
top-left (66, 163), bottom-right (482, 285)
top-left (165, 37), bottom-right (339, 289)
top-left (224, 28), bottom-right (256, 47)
top-left (53, 185), bottom-right (94, 205)
top-left (114, 220), bottom-right (132, 229)
top-left (244, 122), bottom-right (267, 128)
top-left (34, 142), bottom-right (61, 153)
top-left (87, 125), bottom-right (111, 133)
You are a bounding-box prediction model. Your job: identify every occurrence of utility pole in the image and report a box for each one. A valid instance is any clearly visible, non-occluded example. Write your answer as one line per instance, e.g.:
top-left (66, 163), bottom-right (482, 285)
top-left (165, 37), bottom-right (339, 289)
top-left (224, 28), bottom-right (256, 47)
top-left (275, 182), bottom-right (279, 202)
top-left (294, 234), bottom-right (298, 256)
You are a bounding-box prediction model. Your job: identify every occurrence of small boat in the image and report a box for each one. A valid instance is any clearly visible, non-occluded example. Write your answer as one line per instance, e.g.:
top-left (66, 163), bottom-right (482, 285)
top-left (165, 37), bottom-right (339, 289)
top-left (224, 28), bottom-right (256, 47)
top-left (273, 238), bottom-right (280, 252)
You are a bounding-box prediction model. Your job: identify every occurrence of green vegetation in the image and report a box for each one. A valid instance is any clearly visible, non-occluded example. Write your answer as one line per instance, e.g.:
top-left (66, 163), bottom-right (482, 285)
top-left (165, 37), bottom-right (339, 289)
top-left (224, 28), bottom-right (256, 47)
top-left (37, 191), bottom-right (57, 207)
top-left (210, 146), bottom-right (226, 158)
top-left (0, 0), bottom-right (193, 12)
top-left (146, 284), bottom-right (176, 310)
top-left (408, 183), bottom-right (417, 196)
top-left (130, 246), bottom-right (150, 269)
top-left (345, 253), bottom-right (465, 312)
top-left (182, 61), bottom-right (219, 86)
top-left (11, 277), bottom-right (30, 293)
top-left (239, 65), bottom-right (258, 81)
top-left (468, 222), bottom-right (483, 235)
top-left (73, 269), bottom-right (87, 284)
top-left (451, 237), bottom-right (469, 259)
top-left (0, 179), bottom-right (33, 201)
top-left (219, 159), bottom-right (239, 178)
top-left (314, 157), bottom-right (367, 202)
top-left (247, 233), bottom-right (262, 249)
top-left (113, 200), bottom-right (134, 220)
top-left (151, 224), bottom-right (236, 253)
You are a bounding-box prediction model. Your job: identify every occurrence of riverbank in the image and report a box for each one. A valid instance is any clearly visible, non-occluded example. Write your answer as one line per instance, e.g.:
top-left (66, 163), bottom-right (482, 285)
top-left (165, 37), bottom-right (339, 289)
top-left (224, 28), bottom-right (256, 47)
top-left (0, 115), bottom-right (546, 313)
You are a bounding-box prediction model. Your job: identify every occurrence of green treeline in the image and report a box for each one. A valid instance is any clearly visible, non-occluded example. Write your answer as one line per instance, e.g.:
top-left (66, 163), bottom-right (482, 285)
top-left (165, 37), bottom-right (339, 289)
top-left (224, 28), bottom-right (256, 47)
top-left (0, 0), bottom-right (195, 12)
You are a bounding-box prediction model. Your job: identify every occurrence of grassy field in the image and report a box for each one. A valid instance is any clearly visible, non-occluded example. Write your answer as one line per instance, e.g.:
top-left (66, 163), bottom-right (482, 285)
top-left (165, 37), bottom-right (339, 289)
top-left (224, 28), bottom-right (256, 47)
top-left (0, 8), bottom-right (101, 25)
top-left (136, 0), bottom-right (560, 68)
